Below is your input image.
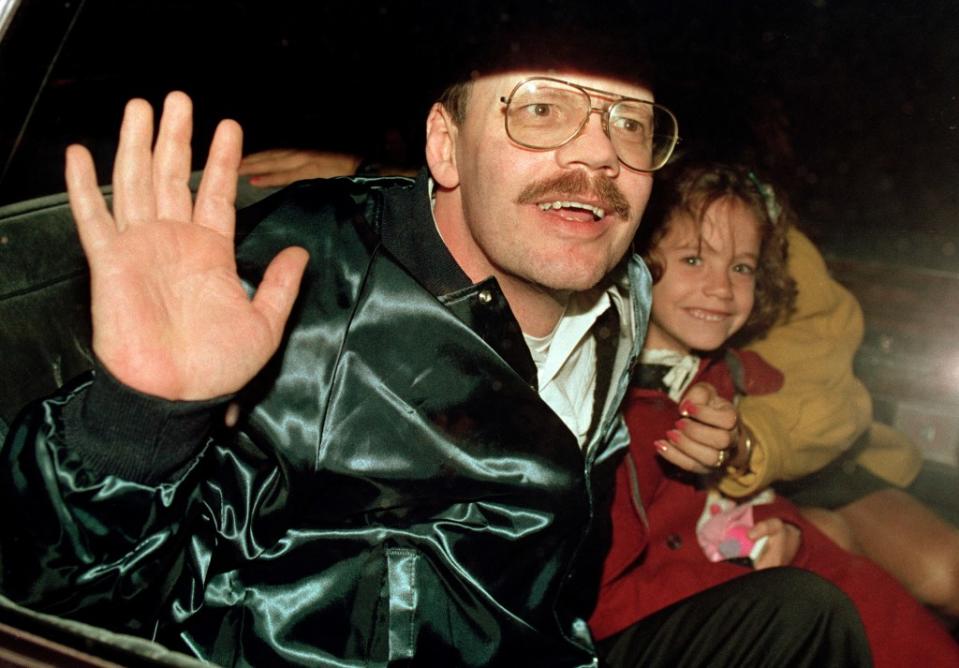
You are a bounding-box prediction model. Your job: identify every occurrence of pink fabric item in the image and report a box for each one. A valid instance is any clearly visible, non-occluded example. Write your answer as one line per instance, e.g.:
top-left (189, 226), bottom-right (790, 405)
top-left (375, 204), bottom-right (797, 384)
top-left (697, 500), bottom-right (757, 562)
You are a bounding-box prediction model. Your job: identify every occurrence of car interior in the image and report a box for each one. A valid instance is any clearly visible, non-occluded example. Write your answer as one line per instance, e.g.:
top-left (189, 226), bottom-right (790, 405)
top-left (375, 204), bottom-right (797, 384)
top-left (1, 0), bottom-right (957, 663)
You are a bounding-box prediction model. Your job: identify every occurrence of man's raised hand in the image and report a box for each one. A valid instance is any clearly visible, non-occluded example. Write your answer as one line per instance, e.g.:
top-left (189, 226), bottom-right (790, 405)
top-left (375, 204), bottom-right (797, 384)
top-left (66, 92), bottom-right (309, 401)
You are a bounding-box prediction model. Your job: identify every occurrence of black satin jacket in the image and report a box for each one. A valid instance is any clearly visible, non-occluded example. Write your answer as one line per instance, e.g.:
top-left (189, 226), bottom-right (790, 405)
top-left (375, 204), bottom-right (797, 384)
top-left (1, 174), bottom-right (652, 666)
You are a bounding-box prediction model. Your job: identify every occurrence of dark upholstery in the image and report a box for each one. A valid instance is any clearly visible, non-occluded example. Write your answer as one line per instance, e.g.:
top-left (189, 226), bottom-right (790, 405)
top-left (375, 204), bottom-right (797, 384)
top-left (0, 176), bottom-right (277, 432)
top-left (0, 191), bottom-right (93, 428)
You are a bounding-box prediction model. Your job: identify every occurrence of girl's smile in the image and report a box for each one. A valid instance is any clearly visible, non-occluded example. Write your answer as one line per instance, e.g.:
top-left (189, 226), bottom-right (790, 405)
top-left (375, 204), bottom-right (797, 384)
top-left (644, 196), bottom-right (761, 354)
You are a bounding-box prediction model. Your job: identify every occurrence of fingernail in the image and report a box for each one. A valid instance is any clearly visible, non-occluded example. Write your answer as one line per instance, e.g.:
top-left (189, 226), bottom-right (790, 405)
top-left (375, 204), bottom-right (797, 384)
top-left (674, 419), bottom-right (685, 431)
top-left (654, 440), bottom-right (669, 454)
top-left (666, 430), bottom-right (681, 445)
top-left (679, 400), bottom-right (697, 417)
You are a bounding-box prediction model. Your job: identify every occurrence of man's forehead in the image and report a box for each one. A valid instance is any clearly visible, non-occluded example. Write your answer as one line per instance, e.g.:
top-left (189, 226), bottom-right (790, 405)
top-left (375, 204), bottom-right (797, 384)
top-left (475, 69), bottom-right (655, 101)
top-left (423, 5), bottom-right (658, 110)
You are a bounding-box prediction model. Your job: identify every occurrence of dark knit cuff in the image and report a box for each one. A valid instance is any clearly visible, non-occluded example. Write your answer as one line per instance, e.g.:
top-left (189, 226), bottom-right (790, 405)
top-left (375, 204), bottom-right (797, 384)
top-left (64, 363), bottom-right (228, 485)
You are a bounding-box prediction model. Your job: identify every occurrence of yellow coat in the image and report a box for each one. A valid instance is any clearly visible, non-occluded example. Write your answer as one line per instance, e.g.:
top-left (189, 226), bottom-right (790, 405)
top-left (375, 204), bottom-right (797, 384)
top-left (720, 228), bottom-right (922, 498)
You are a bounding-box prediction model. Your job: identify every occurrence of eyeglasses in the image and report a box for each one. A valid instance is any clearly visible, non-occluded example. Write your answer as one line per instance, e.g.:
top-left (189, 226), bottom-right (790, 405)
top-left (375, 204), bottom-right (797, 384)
top-left (499, 77), bottom-right (680, 172)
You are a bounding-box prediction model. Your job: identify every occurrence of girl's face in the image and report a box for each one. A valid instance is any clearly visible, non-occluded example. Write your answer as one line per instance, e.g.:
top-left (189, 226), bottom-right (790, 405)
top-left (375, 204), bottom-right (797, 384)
top-left (645, 196), bottom-right (761, 354)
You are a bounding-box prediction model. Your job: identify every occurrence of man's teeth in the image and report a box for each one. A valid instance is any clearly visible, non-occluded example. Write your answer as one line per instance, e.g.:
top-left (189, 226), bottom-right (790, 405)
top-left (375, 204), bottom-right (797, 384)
top-left (538, 200), bottom-right (606, 219)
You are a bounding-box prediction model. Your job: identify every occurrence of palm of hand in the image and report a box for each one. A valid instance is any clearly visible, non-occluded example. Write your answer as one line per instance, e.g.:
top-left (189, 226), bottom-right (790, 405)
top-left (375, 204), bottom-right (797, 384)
top-left (90, 219), bottom-right (280, 399)
top-left (68, 92), bottom-right (308, 401)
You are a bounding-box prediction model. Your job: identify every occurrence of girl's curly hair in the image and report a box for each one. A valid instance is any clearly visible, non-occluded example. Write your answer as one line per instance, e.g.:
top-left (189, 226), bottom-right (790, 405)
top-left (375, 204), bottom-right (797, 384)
top-left (636, 161), bottom-right (798, 346)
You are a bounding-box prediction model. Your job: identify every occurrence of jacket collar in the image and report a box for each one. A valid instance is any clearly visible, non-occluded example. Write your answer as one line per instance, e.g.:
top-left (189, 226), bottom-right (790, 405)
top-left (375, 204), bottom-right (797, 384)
top-left (378, 170), bottom-right (538, 385)
top-left (379, 169), bottom-right (472, 297)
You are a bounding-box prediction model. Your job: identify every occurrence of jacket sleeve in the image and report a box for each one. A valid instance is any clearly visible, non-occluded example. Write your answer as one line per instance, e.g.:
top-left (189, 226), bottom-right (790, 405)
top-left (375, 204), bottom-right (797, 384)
top-left (720, 228), bottom-right (873, 497)
top-left (0, 367), bottom-right (218, 635)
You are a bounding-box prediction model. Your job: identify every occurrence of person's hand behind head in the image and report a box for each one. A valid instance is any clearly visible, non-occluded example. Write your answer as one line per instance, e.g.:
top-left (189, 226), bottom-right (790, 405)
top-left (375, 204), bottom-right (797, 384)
top-left (239, 149), bottom-right (362, 187)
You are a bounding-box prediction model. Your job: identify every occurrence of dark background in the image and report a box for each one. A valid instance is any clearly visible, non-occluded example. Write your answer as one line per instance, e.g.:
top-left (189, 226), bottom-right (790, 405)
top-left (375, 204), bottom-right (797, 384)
top-left (1, 0), bottom-right (958, 270)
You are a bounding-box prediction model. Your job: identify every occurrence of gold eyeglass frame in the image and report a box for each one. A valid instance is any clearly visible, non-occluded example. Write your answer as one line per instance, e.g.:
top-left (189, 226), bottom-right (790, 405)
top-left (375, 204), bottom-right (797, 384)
top-left (499, 76), bottom-right (680, 172)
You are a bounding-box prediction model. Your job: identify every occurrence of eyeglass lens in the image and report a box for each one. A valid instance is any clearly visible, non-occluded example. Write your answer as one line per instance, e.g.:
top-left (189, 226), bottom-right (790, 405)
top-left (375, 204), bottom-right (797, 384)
top-left (505, 79), bottom-right (677, 171)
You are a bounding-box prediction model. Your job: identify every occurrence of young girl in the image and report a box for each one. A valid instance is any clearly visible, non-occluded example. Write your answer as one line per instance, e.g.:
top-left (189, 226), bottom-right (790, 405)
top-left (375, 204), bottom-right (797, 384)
top-left (589, 162), bottom-right (959, 665)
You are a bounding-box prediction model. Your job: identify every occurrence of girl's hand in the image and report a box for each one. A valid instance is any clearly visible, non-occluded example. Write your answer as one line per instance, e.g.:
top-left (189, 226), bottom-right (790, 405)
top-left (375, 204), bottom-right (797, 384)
top-left (654, 382), bottom-right (740, 474)
top-left (750, 518), bottom-right (802, 569)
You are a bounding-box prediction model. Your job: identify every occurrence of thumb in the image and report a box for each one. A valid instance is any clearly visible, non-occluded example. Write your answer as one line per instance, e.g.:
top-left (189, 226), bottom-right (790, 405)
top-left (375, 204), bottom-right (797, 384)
top-left (749, 518), bottom-right (778, 541)
top-left (679, 382), bottom-right (717, 416)
top-left (252, 246), bottom-right (310, 345)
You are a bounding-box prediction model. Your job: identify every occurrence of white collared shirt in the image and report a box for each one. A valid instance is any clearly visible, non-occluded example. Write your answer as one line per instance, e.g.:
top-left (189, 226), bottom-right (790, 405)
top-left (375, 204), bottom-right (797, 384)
top-left (525, 285), bottom-right (633, 448)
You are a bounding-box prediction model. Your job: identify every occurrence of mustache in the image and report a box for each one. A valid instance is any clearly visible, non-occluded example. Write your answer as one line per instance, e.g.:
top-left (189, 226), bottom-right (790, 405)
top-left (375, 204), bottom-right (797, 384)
top-left (515, 171), bottom-right (632, 220)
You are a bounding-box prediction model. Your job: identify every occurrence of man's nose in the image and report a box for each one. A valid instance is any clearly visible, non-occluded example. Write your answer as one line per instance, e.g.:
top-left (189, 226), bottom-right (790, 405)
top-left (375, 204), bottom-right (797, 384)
top-left (554, 110), bottom-right (620, 176)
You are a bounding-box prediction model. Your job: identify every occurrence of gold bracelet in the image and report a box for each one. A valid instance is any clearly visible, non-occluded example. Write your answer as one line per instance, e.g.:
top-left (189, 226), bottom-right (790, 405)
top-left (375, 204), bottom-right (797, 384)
top-left (726, 425), bottom-right (754, 475)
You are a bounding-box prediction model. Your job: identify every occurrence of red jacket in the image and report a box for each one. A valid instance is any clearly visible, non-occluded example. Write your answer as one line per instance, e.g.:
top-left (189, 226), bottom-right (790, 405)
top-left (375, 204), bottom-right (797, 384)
top-left (590, 350), bottom-right (959, 666)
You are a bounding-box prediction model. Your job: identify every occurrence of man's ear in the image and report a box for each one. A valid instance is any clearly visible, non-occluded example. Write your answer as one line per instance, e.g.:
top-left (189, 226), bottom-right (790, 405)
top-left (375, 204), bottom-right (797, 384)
top-left (425, 103), bottom-right (460, 189)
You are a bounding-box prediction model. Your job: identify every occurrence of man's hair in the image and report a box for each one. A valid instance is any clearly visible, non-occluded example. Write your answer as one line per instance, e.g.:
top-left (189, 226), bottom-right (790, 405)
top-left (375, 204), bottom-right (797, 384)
top-left (438, 81), bottom-right (472, 126)
top-left (637, 161), bottom-right (798, 345)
